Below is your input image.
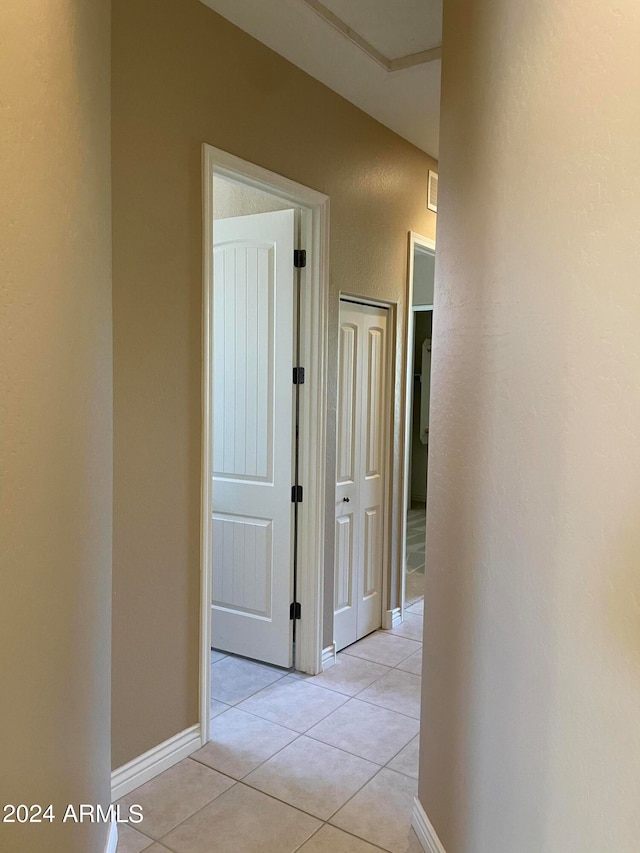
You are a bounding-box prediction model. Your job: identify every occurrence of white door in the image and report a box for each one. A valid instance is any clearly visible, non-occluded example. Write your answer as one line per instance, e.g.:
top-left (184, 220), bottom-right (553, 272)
top-left (211, 209), bottom-right (295, 668)
top-left (334, 301), bottom-right (389, 651)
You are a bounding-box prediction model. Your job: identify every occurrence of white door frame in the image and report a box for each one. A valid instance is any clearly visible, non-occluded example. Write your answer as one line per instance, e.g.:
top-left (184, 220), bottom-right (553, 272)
top-left (200, 144), bottom-right (330, 744)
top-left (338, 293), bottom-right (396, 635)
top-left (401, 232), bottom-right (435, 615)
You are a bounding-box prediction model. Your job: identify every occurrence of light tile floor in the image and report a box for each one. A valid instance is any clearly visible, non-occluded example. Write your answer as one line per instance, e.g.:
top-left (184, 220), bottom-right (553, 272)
top-left (117, 605), bottom-right (425, 853)
top-left (405, 508), bottom-right (426, 608)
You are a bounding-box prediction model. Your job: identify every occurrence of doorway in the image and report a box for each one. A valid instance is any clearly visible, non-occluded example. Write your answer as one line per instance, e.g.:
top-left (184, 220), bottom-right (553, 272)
top-left (334, 298), bottom-right (393, 652)
top-left (401, 233), bottom-right (436, 615)
top-left (201, 145), bottom-right (329, 744)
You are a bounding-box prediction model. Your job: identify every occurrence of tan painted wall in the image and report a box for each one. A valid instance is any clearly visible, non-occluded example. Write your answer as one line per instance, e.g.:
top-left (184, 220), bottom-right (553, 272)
top-left (419, 1), bottom-right (640, 851)
top-left (112, 0), bottom-right (436, 767)
top-left (0, 2), bottom-right (112, 852)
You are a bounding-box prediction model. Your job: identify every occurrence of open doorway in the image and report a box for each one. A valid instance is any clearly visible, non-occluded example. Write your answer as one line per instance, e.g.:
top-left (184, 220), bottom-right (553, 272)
top-left (401, 233), bottom-right (436, 616)
top-left (200, 145), bottom-right (329, 743)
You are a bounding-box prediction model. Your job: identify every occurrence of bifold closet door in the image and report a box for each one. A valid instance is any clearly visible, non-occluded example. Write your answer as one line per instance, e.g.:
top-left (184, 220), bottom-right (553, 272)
top-left (334, 301), bottom-right (389, 652)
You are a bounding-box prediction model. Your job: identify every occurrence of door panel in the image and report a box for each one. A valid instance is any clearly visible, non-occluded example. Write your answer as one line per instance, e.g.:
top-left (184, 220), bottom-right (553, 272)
top-left (213, 514), bottom-right (272, 617)
top-left (337, 323), bottom-right (357, 483)
top-left (334, 301), bottom-right (389, 651)
top-left (213, 243), bottom-right (273, 480)
top-left (366, 327), bottom-right (385, 476)
top-left (334, 513), bottom-right (354, 613)
top-left (211, 210), bottom-right (295, 668)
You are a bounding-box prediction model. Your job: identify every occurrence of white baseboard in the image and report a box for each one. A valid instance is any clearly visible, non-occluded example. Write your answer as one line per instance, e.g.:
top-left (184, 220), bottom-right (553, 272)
top-left (412, 797), bottom-right (446, 853)
top-left (104, 819), bottom-right (118, 853)
top-left (383, 607), bottom-right (403, 629)
top-left (111, 724), bottom-right (201, 802)
top-left (322, 643), bottom-right (337, 670)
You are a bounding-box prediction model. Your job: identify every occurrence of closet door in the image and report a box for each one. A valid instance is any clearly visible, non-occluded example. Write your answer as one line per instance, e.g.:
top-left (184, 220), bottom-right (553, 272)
top-left (334, 301), bottom-right (389, 651)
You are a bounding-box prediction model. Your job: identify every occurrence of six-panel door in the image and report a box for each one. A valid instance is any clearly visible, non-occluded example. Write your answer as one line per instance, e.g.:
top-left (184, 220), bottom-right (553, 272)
top-left (334, 300), bottom-right (389, 652)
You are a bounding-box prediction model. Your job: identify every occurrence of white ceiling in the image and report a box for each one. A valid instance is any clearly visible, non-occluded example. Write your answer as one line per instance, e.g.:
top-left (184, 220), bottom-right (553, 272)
top-left (200, 0), bottom-right (442, 157)
top-left (320, 0), bottom-right (441, 58)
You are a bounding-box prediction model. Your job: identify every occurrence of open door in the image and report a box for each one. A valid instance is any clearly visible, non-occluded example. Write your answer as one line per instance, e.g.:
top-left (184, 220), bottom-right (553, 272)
top-left (211, 209), bottom-right (295, 668)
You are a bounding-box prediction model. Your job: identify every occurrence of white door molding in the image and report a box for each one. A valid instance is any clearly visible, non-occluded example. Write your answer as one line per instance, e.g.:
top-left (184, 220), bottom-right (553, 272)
top-left (401, 232), bottom-right (435, 616)
top-left (201, 144), bottom-right (329, 744)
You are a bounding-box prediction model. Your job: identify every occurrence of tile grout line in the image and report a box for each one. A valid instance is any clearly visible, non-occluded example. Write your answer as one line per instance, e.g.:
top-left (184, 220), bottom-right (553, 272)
top-left (291, 821), bottom-right (390, 853)
top-left (301, 726), bottom-right (418, 774)
top-left (189, 725), bottom-right (304, 782)
top-left (145, 779), bottom-right (241, 852)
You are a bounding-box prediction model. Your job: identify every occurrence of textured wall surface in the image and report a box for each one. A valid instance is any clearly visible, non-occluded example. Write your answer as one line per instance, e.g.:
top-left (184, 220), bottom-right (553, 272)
top-left (112, 0), bottom-right (435, 768)
top-left (0, 2), bottom-right (112, 851)
top-left (419, 1), bottom-right (640, 851)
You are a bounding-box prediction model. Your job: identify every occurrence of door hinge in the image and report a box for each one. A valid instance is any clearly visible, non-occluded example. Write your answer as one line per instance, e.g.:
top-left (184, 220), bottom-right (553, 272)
top-left (294, 249), bottom-right (307, 268)
top-left (290, 601), bottom-right (302, 620)
top-left (292, 367), bottom-right (305, 385)
top-left (291, 485), bottom-right (303, 503)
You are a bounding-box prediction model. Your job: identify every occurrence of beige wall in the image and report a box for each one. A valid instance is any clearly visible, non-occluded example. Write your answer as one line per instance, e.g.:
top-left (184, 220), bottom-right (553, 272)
top-left (0, 2), bottom-right (112, 852)
top-left (112, 0), bottom-right (436, 767)
top-left (419, 1), bottom-right (640, 851)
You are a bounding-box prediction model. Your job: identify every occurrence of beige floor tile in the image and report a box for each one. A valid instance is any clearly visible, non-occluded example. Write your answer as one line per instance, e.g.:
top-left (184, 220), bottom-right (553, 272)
top-left (160, 782), bottom-right (320, 853)
top-left (386, 734), bottom-right (420, 779)
top-left (144, 846), bottom-right (173, 853)
top-left (405, 598), bottom-right (424, 616)
top-left (395, 648), bottom-right (422, 676)
top-left (211, 655), bottom-right (287, 705)
top-left (342, 632), bottom-right (420, 667)
top-left (300, 654), bottom-right (390, 697)
top-left (358, 669), bottom-right (422, 719)
top-left (306, 698), bottom-right (419, 765)
top-left (388, 613), bottom-right (423, 642)
top-left (116, 824), bottom-right (154, 853)
top-left (244, 736), bottom-right (378, 820)
top-left (237, 676), bottom-right (348, 732)
top-left (404, 573), bottom-right (425, 607)
top-left (297, 824), bottom-right (386, 852)
top-left (330, 768), bottom-right (418, 853)
top-left (404, 829), bottom-right (425, 853)
top-left (192, 707), bottom-right (298, 779)
top-left (210, 697), bottom-right (230, 719)
top-left (117, 758), bottom-right (234, 839)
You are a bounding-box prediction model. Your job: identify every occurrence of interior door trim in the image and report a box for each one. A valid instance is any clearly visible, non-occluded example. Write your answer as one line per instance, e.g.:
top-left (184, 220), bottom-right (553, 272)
top-left (401, 232), bottom-right (436, 618)
top-left (201, 143), bottom-right (330, 746)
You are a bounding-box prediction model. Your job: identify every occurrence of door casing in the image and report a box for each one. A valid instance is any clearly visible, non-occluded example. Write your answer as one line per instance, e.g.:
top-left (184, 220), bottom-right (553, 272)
top-left (201, 144), bottom-right (329, 746)
top-left (400, 232), bottom-right (436, 616)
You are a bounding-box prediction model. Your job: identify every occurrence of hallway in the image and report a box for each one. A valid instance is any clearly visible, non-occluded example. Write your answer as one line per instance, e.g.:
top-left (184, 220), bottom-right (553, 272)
top-left (405, 508), bottom-right (427, 610)
top-left (116, 609), bottom-right (424, 853)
